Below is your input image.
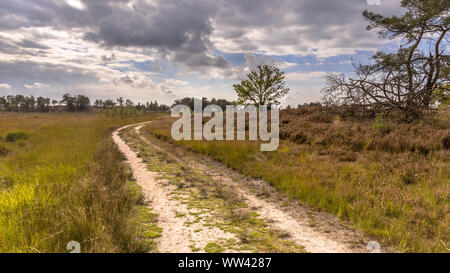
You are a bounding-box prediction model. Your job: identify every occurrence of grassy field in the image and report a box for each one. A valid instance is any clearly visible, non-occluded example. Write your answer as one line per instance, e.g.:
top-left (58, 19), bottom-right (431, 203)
top-left (144, 108), bottom-right (450, 253)
top-left (0, 112), bottom-right (161, 253)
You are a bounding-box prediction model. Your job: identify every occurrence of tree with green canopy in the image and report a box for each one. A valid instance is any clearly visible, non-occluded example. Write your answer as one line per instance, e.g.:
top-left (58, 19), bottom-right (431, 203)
top-left (234, 65), bottom-right (289, 106)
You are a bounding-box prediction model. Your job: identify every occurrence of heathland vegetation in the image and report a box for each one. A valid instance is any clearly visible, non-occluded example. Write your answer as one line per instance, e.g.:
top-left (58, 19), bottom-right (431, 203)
top-left (143, 106), bottom-right (449, 252)
top-left (0, 112), bottom-right (164, 252)
top-left (140, 1), bottom-right (449, 252)
top-left (0, 0), bottom-right (447, 253)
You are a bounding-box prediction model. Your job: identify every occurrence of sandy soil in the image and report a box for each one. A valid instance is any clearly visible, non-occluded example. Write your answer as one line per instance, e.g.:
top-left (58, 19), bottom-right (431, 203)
top-left (113, 123), bottom-right (236, 253)
top-left (113, 122), bottom-right (372, 253)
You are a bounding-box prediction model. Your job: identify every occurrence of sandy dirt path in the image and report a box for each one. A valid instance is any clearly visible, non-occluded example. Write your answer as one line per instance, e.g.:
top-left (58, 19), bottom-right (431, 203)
top-left (113, 123), bottom-right (235, 253)
top-left (113, 122), bottom-right (370, 253)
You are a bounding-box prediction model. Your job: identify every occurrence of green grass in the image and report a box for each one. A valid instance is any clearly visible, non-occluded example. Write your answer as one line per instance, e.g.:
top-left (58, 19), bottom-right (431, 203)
top-left (0, 112), bottom-right (162, 252)
top-left (143, 111), bottom-right (449, 253)
top-left (204, 242), bottom-right (224, 253)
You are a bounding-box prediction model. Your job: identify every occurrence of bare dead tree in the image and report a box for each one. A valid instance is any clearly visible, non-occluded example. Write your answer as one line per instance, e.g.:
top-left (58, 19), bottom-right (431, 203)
top-left (323, 0), bottom-right (449, 121)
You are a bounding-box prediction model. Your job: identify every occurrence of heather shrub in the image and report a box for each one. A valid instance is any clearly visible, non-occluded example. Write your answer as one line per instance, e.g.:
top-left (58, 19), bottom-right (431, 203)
top-left (443, 136), bottom-right (450, 150)
top-left (5, 131), bottom-right (28, 142)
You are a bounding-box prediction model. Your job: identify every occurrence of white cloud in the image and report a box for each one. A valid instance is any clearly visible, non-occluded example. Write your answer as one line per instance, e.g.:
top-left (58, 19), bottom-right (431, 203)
top-left (24, 82), bottom-right (50, 89)
top-left (0, 83), bottom-right (11, 89)
top-left (66, 0), bottom-right (86, 10)
top-left (163, 79), bottom-right (188, 86)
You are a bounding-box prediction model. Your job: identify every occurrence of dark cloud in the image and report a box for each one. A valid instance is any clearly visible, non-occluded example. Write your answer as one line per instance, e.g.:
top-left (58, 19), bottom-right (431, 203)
top-left (160, 85), bottom-right (174, 95)
top-left (113, 73), bottom-right (154, 88)
top-left (213, 0), bottom-right (404, 56)
top-left (0, 0), bottom-right (404, 68)
top-left (173, 53), bottom-right (230, 68)
top-left (0, 0), bottom-right (130, 30)
top-left (0, 0), bottom-right (229, 70)
top-left (101, 53), bottom-right (116, 62)
top-left (0, 40), bottom-right (45, 56)
top-left (86, 1), bottom-right (215, 50)
top-left (83, 0), bottom-right (229, 69)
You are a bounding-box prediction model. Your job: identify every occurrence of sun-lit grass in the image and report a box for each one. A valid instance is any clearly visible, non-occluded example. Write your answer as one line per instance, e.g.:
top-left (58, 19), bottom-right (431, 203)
top-left (143, 108), bottom-right (449, 253)
top-left (0, 112), bottom-right (162, 253)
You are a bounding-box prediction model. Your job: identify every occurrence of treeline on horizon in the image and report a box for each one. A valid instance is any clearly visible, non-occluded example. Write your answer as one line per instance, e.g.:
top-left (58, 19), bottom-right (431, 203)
top-left (170, 97), bottom-right (320, 111)
top-left (0, 94), bottom-right (172, 113)
top-left (0, 94), bottom-right (245, 113)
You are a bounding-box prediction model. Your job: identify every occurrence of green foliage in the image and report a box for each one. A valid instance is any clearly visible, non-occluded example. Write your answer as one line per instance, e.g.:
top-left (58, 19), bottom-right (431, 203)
top-left (204, 242), bottom-right (224, 253)
top-left (234, 65), bottom-right (289, 106)
top-left (103, 107), bottom-right (146, 117)
top-left (372, 116), bottom-right (391, 135)
top-left (433, 84), bottom-right (450, 107)
top-left (171, 97), bottom-right (235, 111)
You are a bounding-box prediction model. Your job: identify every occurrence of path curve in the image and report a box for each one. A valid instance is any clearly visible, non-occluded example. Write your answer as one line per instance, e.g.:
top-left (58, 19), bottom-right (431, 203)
top-left (113, 121), bottom-right (368, 253)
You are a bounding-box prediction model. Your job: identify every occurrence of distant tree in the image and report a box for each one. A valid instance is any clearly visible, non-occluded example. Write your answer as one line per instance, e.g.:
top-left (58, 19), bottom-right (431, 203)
top-left (62, 94), bottom-right (76, 112)
top-left (15, 95), bottom-right (25, 111)
top-left (6, 95), bottom-right (16, 111)
top-left (36, 96), bottom-right (50, 112)
top-left (23, 96), bottom-right (36, 112)
top-left (103, 99), bottom-right (116, 109)
top-left (171, 97), bottom-right (235, 111)
top-left (0, 96), bottom-right (7, 110)
top-left (172, 97), bottom-right (195, 110)
top-left (76, 95), bottom-right (90, 111)
top-left (324, 0), bottom-right (449, 120)
top-left (94, 99), bottom-right (103, 108)
top-left (234, 65), bottom-right (289, 106)
top-left (125, 99), bottom-right (134, 107)
top-left (117, 97), bottom-right (124, 107)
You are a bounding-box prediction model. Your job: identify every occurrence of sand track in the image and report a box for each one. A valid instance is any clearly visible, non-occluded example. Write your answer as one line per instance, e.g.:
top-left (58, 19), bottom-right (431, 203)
top-left (113, 122), bottom-right (371, 253)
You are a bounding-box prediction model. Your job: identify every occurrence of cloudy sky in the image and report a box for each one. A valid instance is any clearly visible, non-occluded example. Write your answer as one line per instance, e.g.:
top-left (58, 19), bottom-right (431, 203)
top-left (0, 0), bottom-right (405, 106)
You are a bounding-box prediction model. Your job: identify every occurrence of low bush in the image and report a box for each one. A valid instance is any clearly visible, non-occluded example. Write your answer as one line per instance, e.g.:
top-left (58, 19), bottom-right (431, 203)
top-left (443, 136), bottom-right (450, 150)
top-left (5, 131), bottom-right (28, 142)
